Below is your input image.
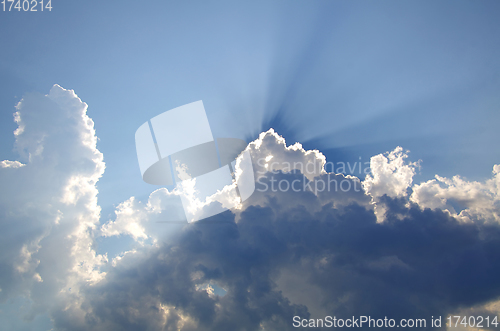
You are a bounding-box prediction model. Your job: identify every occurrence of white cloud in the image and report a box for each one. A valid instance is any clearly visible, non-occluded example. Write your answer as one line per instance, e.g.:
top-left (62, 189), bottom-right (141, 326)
top-left (101, 197), bottom-right (149, 241)
top-left (0, 160), bottom-right (25, 168)
top-left (250, 128), bottom-right (326, 181)
top-left (411, 164), bottom-right (500, 223)
top-left (363, 146), bottom-right (419, 199)
top-left (238, 129), bottom-right (370, 214)
top-left (0, 84), bottom-right (106, 325)
top-left (361, 147), bottom-right (420, 222)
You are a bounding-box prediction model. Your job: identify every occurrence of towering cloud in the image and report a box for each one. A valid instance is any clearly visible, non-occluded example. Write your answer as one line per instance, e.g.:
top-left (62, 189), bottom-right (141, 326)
top-left (0, 85), bottom-right (106, 327)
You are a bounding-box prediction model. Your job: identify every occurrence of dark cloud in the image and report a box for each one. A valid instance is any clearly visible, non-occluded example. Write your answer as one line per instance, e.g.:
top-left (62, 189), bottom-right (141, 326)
top-left (72, 177), bottom-right (500, 330)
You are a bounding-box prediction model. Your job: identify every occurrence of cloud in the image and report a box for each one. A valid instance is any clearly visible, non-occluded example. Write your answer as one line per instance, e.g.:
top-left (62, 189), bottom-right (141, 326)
top-left (81, 183), bottom-right (500, 330)
top-left (363, 146), bottom-right (420, 199)
top-left (2, 87), bottom-right (500, 330)
top-left (100, 197), bottom-right (150, 241)
top-left (411, 165), bottom-right (500, 223)
top-left (88, 131), bottom-right (500, 330)
top-left (0, 85), bottom-right (106, 325)
top-left (361, 146), bottom-right (420, 223)
top-left (0, 160), bottom-right (25, 168)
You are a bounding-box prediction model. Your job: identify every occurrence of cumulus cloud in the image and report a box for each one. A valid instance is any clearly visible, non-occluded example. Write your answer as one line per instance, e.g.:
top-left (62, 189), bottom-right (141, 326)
top-left (2, 87), bottom-right (500, 330)
top-left (361, 147), bottom-right (420, 223)
top-left (90, 130), bottom-right (500, 330)
top-left (0, 160), bottom-right (25, 168)
top-left (411, 165), bottom-right (500, 223)
top-left (0, 85), bottom-right (106, 326)
top-left (363, 146), bottom-right (420, 199)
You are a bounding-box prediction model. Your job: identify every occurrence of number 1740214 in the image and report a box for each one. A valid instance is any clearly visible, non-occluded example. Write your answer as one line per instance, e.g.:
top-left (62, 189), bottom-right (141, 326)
top-left (1, 0), bottom-right (52, 11)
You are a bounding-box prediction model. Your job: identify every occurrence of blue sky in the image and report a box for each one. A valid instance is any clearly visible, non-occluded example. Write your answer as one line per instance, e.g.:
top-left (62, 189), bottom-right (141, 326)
top-left (2, 0), bottom-right (500, 210)
top-left (1, 1), bottom-right (500, 330)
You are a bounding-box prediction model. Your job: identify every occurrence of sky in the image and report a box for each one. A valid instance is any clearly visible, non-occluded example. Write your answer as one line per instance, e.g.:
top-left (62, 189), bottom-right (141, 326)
top-left (1, 1), bottom-right (500, 330)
